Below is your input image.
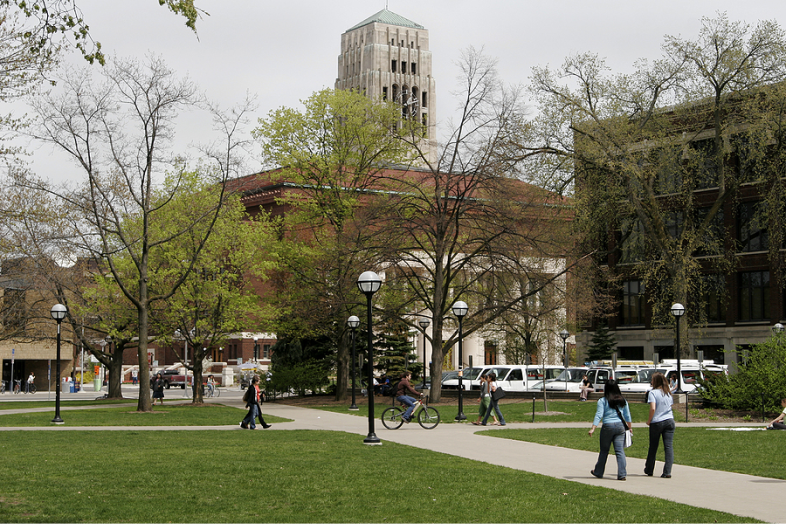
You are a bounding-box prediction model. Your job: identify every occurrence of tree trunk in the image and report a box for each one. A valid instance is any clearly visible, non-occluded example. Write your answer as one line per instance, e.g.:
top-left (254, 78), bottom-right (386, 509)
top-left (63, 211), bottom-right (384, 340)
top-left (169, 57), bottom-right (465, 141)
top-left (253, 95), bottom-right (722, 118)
top-left (107, 354), bottom-right (124, 399)
top-left (192, 355), bottom-right (204, 404)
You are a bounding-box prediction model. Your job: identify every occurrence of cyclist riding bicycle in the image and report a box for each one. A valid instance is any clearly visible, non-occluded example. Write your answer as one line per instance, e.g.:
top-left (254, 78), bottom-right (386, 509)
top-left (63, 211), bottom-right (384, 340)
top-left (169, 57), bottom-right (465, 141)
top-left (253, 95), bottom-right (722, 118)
top-left (395, 371), bottom-right (422, 423)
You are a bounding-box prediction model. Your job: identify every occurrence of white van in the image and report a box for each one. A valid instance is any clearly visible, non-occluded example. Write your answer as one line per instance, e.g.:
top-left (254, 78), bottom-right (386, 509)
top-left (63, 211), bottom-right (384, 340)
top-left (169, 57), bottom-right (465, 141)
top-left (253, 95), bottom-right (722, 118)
top-left (544, 367), bottom-right (590, 392)
top-left (525, 365), bottom-right (565, 391)
top-left (441, 365), bottom-right (532, 392)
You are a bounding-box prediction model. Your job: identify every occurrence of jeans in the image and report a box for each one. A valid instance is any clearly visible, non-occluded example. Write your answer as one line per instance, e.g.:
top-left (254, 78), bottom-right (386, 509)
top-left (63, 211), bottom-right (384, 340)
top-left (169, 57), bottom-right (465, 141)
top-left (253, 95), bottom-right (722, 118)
top-left (242, 403), bottom-right (259, 429)
top-left (397, 395), bottom-right (416, 420)
top-left (593, 422), bottom-right (627, 479)
top-left (481, 397), bottom-right (506, 425)
top-left (645, 418), bottom-right (675, 476)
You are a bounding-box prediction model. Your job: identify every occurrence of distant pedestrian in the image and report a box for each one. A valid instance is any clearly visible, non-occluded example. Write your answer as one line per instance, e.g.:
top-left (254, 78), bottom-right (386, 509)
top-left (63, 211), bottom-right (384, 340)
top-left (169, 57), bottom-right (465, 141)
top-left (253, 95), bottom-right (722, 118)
top-left (152, 373), bottom-right (165, 405)
top-left (588, 380), bottom-right (632, 481)
top-left (645, 372), bottom-right (675, 478)
top-left (26, 372), bottom-right (35, 393)
top-left (482, 372), bottom-right (506, 426)
top-left (131, 369), bottom-right (138, 386)
top-left (766, 398), bottom-right (786, 430)
top-left (473, 374), bottom-right (491, 425)
top-left (241, 376), bottom-right (271, 429)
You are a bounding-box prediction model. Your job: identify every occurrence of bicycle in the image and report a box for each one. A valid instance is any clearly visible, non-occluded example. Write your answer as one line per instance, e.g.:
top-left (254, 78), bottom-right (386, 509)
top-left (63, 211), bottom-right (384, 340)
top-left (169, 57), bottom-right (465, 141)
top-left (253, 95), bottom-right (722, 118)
top-left (203, 384), bottom-right (220, 398)
top-left (13, 379), bottom-right (21, 394)
top-left (0, 380), bottom-right (6, 393)
top-left (381, 396), bottom-right (440, 430)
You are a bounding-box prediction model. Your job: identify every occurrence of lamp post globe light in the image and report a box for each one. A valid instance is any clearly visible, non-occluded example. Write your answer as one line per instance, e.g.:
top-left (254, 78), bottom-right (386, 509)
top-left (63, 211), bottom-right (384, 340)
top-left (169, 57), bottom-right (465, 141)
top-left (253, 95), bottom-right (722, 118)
top-left (357, 271), bottom-right (382, 445)
top-left (773, 323), bottom-right (785, 335)
top-left (50, 303), bottom-right (67, 424)
top-left (347, 315), bottom-right (360, 411)
top-left (670, 303), bottom-right (686, 394)
top-left (418, 318), bottom-right (431, 389)
top-left (559, 329), bottom-right (570, 392)
top-left (452, 301), bottom-right (468, 421)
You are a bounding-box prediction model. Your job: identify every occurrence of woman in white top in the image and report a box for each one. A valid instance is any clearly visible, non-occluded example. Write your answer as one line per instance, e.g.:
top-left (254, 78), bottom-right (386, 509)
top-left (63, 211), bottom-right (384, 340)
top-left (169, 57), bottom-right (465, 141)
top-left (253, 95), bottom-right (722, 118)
top-left (644, 372), bottom-right (675, 478)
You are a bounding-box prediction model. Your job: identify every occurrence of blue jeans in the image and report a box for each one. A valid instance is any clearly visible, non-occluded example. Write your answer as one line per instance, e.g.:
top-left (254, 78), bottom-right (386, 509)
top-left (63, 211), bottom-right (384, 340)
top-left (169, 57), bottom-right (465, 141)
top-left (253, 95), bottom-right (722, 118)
top-left (242, 403), bottom-right (258, 429)
top-left (593, 422), bottom-right (627, 479)
top-left (397, 395), bottom-right (416, 420)
top-left (645, 418), bottom-right (675, 476)
top-left (481, 398), bottom-right (506, 425)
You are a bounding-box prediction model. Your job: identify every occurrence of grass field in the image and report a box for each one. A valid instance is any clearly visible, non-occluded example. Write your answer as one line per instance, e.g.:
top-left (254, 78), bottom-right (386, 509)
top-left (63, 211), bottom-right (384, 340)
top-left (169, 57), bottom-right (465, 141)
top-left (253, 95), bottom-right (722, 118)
top-left (0, 430), bottom-right (758, 523)
top-left (483, 426), bottom-right (786, 480)
top-left (0, 404), bottom-right (291, 426)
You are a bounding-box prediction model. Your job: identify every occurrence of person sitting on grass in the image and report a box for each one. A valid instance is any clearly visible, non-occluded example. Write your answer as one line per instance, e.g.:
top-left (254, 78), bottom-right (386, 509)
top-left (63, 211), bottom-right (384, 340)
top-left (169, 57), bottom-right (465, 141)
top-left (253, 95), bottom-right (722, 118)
top-left (766, 398), bottom-right (786, 430)
top-left (395, 371), bottom-right (422, 423)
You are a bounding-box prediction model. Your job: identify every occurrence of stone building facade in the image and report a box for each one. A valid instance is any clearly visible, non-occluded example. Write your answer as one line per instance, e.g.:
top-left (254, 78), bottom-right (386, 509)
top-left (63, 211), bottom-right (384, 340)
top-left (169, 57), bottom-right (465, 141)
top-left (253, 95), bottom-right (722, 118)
top-left (335, 9), bottom-right (437, 163)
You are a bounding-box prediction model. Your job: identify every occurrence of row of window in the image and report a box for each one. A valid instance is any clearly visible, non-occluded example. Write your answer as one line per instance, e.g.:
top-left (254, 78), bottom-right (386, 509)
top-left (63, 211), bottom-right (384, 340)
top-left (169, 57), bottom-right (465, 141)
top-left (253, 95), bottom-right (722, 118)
top-left (618, 200), bottom-right (777, 264)
top-left (391, 59), bottom-right (417, 75)
top-left (620, 270), bottom-right (776, 325)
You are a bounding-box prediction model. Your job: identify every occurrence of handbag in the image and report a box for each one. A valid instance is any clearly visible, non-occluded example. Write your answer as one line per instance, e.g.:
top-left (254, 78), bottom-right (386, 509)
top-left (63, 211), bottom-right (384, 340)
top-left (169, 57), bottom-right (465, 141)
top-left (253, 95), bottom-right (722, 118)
top-left (492, 386), bottom-right (506, 401)
top-left (613, 404), bottom-right (633, 448)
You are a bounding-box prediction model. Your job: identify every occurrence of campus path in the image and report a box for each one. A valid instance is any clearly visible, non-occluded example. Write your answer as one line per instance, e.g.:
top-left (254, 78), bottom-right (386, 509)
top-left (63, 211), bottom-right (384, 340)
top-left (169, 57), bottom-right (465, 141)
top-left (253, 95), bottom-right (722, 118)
top-left (2, 395), bottom-right (783, 523)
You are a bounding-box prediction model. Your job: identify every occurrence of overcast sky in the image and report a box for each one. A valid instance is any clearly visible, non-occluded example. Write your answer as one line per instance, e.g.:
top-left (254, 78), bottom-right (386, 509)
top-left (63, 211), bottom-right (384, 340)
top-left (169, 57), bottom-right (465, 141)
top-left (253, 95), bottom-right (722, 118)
top-left (15, 0), bottom-right (786, 184)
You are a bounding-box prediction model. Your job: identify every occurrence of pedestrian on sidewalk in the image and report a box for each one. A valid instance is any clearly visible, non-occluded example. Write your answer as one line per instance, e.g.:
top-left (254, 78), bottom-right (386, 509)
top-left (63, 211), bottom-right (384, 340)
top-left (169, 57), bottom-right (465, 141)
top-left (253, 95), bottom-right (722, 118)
top-left (152, 373), bottom-right (165, 405)
top-left (766, 398), bottom-right (786, 430)
top-left (473, 374), bottom-right (491, 425)
top-left (644, 372), bottom-right (675, 478)
top-left (588, 380), bottom-right (632, 481)
top-left (482, 372), bottom-right (505, 426)
top-left (241, 376), bottom-right (271, 429)
top-left (26, 373), bottom-right (35, 393)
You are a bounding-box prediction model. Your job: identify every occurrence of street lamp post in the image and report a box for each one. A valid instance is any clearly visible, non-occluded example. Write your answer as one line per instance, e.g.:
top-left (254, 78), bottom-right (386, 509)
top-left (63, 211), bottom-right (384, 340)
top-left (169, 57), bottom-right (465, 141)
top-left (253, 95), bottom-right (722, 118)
top-left (670, 303), bottom-right (686, 394)
top-left (452, 301), bottom-right (468, 421)
top-left (347, 315), bottom-right (360, 411)
top-left (559, 329), bottom-right (570, 392)
top-left (253, 337), bottom-right (259, 364)
top-left (358, 271), bottom-right (382, 445)
top-left (50, 304), bottom-right (67, 424)
top-left (418, 318), bottom-right (430, 389)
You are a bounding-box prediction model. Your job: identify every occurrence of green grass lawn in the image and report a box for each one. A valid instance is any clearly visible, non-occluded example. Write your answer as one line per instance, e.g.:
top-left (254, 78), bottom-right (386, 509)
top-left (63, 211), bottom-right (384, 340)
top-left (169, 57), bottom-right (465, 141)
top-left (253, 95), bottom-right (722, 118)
top-left (314, 398), bottom-right (655, 423)
top-left (0, 399), bottom-right (136, 410)
top-left (0, 404), bottom-right (291, 426)
top-left (0, 430), bottom-right (758, 523)
top-left (484, 427), bottom-right (786, 480)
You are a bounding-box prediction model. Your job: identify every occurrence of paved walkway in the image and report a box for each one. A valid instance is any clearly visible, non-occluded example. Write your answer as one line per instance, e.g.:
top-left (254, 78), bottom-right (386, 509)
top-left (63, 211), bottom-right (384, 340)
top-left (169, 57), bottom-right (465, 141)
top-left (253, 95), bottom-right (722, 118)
top-left (1, 397), bottom-right (783, 523)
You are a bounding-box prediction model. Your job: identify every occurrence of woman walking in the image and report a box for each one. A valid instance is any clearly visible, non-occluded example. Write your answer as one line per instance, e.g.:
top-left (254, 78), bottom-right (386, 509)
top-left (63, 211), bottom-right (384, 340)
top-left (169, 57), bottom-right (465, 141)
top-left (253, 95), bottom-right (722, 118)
top-left (645, 372), bottom-right (675, 478)
top-left (152, 373), bottom-right (165, 406)
top-left (588, 380), bottom-right (632, 481)
top-left (481, 373), bottom-right (506, 426)
top-left (472, 374), bottom-right (491, 425)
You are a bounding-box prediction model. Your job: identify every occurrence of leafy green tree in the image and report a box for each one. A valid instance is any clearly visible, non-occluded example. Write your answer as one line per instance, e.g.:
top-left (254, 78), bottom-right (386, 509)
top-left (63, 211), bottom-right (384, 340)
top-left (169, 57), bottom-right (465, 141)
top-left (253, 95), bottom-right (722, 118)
top-left (3, 0), bottom-right (205, 64)
top-left (530, 14), bottom-right (786, 353)
top-left (254, 88), bottom-right (414, 401)
top-left (699, 336), bottom-right (786, 412)
top-left (21, 56), bottom-right (250, 411)
top-left (149, 185), bottom-right (278, 404)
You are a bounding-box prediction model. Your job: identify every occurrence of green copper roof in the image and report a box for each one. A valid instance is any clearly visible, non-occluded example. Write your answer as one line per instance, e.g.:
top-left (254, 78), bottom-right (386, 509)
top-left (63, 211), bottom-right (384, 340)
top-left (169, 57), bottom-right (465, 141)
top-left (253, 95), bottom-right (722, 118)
top-left (346, 9), bottom-right (424, 32)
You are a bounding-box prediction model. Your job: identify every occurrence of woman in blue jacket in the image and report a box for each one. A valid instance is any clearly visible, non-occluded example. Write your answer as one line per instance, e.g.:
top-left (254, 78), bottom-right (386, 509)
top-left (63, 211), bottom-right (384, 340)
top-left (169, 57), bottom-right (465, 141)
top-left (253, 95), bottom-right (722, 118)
top-left (588, 380), bottom-right (632, 480)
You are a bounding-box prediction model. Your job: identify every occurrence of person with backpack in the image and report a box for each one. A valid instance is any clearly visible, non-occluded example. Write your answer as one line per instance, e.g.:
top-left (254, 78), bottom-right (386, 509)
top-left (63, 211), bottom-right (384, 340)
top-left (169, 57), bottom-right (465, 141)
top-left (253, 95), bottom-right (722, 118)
top-left (240, 376), bottom-right (271, 429)
top-left (588, 379), bottom-right (632, 481)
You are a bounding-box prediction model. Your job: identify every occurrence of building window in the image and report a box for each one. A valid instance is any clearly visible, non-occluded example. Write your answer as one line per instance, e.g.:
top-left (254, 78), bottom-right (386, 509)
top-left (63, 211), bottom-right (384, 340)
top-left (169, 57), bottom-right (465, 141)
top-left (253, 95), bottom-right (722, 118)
top-left (621, 280), bottom-right (645, 325)
top-left (382, 86), bottom-right (387, 100)
top-left (484, 340), bottom-right (498, 365)
top-left (402, 62), bottom-right (407, 74)
top-left (411, 62), bottom-right (416, 74)
top-left (422, 91), bottom-right (428, 108)
top-left (618, 217), bottom-right (645, 264)
top-left (738, 271), bottom-right (769, 321)
top-left (263, 344), bottom-right (271, 359)
top-left (391, 60), bottom-right (397, 73)
top-left (701, 273), bottom-right (727, 323)
top-left (737, 201), bottom-right (768, 252)
top-left (690, 139), bottom-right (719, 189)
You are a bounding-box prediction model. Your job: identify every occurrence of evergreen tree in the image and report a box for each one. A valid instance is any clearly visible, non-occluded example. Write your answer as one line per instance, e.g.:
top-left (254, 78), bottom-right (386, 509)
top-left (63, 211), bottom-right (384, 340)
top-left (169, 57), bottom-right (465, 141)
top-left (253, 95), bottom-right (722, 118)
top-left (586, 323), bottom-right (616, 362)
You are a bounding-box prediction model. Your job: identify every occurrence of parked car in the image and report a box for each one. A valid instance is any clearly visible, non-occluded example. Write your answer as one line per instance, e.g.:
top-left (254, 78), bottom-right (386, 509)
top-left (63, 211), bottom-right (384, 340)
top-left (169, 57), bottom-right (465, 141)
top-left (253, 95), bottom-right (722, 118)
top-left (525, 365), bottom-right (565, 391)
top-left (543, 367), bottom-right (590, 392)
top-left (441, 366), bottom-right (512, 391)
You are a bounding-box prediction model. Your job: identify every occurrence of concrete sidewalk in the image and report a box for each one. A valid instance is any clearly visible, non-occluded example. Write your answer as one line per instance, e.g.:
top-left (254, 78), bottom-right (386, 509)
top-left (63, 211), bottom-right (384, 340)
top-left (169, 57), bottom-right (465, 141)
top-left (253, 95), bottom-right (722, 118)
top-left (256, 403), bottom-right (784, 524)
top-left (1, 399), bottom-right (782, 522)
